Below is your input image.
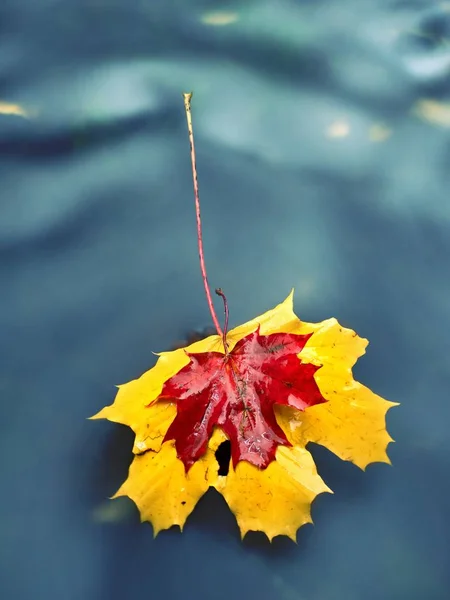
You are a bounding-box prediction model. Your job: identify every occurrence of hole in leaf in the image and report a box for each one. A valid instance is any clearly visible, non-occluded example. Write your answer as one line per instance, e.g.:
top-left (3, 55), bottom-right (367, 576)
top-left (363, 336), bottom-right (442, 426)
top-left (215, 441), bottom-right (231, 476)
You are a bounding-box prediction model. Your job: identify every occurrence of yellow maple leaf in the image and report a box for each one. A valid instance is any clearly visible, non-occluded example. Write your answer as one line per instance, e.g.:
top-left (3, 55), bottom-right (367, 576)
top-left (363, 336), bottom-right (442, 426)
top-left (91, 292), bottom-right (397, 540)
top-left (91, 93), bottom-right (397, 541)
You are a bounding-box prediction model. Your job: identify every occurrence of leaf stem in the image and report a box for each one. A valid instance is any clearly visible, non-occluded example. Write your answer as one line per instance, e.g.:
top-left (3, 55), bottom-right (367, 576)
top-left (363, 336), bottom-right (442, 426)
top-left (215, 288), bottom-right (229, 353)
top-left (183, 92), bottom-right (223, 339)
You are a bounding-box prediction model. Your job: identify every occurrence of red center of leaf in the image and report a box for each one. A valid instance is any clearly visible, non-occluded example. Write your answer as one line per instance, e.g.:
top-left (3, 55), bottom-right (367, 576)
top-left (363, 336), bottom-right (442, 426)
top-left (156, 328), bottom-right (326, 471)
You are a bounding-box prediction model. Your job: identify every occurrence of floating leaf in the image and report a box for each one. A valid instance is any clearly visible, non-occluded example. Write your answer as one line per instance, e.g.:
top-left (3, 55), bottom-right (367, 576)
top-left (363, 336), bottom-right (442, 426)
top-left (91, 92), bottom-right (398, 541)
top-left (92, 293), bottom-right (397, 540)
top-left (159, 326), bottom-right (326, 471)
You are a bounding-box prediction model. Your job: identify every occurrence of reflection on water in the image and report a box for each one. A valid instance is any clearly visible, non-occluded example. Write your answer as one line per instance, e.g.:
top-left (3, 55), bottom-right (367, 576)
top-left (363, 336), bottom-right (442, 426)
top-left (1, 1), bottom-right (449, 599)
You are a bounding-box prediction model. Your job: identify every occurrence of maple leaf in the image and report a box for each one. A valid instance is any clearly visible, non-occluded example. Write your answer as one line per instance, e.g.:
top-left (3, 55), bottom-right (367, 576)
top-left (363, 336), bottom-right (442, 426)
top-left (90, 93), bottom-right (398, 541)
top-left (91, 292), bottom-right (397, 540)
top-left (159, 328), bottom-right (326, 471)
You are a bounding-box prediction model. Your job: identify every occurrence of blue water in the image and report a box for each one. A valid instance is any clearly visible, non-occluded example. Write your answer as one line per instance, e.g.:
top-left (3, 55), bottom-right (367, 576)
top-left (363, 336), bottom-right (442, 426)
top-left (1, 1), bottom-right (450, 599)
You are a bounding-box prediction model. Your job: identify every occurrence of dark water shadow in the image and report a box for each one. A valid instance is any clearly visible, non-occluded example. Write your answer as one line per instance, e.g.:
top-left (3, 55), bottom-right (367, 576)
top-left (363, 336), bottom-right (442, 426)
top-left (187, 487), bottom-right (241, 539)
top-left (84, 422), bottom-right (135, 507)
top-left (308, 442), bottom-right (372, 501)
top-left (0, 106), bottom-right (179, 160)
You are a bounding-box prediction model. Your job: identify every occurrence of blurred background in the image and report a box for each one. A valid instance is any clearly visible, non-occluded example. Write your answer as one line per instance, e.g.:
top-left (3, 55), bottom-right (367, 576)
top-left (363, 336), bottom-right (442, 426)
top-left (1, 0), bottom-right (449, 599)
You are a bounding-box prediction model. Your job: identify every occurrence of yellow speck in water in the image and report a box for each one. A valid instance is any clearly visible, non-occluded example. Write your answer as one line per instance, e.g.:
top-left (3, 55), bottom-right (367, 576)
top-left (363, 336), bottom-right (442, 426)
top-left (326, 120), bottom-right (350, 138)
top-left (92, 498), bottom-right (132, 523)
top-left (369, 123), bottom-right (392, 142)
top-left (414, 99), bottom-right (450, 128)
top-left (200, 11), bottom-right (239, 26)
top-left (0, 101), bottom-right (33, 119)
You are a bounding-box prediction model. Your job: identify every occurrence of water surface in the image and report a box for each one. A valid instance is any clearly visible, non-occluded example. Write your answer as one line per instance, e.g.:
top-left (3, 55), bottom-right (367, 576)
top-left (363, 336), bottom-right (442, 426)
top-left (1, 1), bottom-right (449, 599)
